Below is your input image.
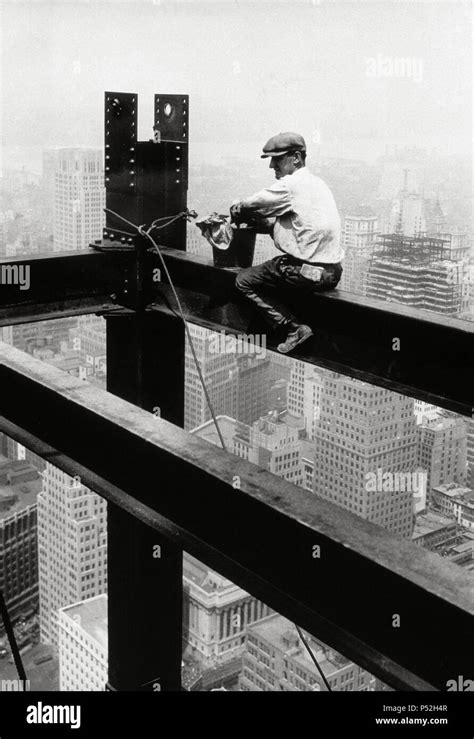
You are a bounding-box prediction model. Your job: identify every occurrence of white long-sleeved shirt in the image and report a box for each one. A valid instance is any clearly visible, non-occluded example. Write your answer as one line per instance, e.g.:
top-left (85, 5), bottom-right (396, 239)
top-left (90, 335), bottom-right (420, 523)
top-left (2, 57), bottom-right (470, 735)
top-left (240, 167), bottom-right (343, 264)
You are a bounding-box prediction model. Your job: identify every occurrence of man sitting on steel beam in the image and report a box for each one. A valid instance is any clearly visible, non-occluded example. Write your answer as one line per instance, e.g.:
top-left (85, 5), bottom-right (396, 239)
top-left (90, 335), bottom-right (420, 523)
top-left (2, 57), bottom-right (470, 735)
top-left (231, 132), bottom-right (343, 353)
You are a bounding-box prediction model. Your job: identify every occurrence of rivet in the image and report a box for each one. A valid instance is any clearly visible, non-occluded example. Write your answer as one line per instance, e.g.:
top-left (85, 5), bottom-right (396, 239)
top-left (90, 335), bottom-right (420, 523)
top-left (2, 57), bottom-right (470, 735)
top-left (130, 183), bottom-right (135, 187)
top-left (130, 147), bottom-right (135, 152)
top-left (129, 159), bottom-right (135, 163)
top-left (130, 171), bottom-right (135, 175)
top-left (105, 177), bottom-right (110, 182)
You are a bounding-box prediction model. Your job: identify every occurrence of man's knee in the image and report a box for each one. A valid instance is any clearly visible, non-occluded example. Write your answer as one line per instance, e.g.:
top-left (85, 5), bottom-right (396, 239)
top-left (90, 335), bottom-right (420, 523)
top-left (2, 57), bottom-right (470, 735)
top-left (235, 267), bottom-right (254, 293)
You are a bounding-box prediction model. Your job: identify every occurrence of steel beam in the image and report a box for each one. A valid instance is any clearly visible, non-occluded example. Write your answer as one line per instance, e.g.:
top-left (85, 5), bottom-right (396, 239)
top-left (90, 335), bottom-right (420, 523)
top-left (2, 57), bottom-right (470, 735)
top-left (0, 342), bottom-right (472, 691)
top-left (105, 310), bottom-right (184, 691)
top-left (0, 248), bottom-right (471, 415)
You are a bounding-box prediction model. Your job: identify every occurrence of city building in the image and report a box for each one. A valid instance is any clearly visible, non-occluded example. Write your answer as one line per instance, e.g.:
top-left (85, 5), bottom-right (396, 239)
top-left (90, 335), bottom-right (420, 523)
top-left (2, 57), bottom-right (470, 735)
top-left (416, 411), bottom-right (467, 502)
top-left (58, 594), bottom-right (107, 691)
top-left (468, 418), bottom-right (474, 490)
top-left (184, 325), bottom-right (238, 431)
top-left (268, 378), bottom-right (287, 414)
top-left (340, 209), bottom-right (379, 295)
top-left (193, 410), bottom-right (305, 487)
top-left (239, 614), bottom-right (375, 691)
top-left (236, 354), bottom-right (271, 425)
top-left (183, 554), bottom-right (272, 668)
top-left (390, 191), bottom-right (426, 237)
top-left (287, 359), bottom-right (307, 417)
top-left (0, 460), bottom-right (41, 630)
top-left (366, 235), bottom-right (465, 317)
top-left (412, 510), bottom-right (459, 552)
top-left (413, 400), bottom-right (439, 424)
top-left (313, 371), bottom-right (417, 538)
top-left (38, 466), bottom-right (107, 646)
top-left (1, 318), bottom-right (79, 356)
top-left (303, 367), bottom-right (324, 440)
top-left (431, 483), bottom-right (474, 530)
top-left (69, 315), bottom-right (107, 384)
top-left (248, 411), bottom-right (305, 486)
top-left (53, 149), bottom-right (105, 252)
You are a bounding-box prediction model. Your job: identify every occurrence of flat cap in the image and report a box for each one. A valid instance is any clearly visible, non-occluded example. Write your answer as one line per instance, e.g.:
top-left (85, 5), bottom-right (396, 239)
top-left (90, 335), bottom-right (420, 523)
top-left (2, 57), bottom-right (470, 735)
top-left (261, 132), bottom-right (306, 158)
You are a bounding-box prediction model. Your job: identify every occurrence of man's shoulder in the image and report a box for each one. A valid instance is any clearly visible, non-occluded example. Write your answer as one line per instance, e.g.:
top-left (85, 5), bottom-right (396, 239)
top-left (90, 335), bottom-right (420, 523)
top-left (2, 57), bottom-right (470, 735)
top-left (282, 168), bottom-right (325, 190)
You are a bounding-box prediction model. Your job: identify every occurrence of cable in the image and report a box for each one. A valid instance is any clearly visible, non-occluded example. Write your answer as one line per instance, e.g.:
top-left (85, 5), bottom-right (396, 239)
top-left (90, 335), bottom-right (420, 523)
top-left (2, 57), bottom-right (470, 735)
top-left (0, 590), bottom-right (28, 687)
top-left (103, 207), bottom-right (228, 453)
top-left (295, 624), bottom-right (332, 691)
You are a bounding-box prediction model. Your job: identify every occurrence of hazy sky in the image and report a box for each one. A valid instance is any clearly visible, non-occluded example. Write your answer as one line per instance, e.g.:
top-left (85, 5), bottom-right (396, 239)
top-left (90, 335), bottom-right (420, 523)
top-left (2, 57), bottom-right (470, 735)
top-left (1, 0), bottom-right (472, 163)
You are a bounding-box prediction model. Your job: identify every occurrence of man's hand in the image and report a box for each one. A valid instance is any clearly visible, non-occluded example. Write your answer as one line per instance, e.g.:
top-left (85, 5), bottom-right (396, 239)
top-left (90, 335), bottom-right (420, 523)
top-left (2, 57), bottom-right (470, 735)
top-left (230, 201), bottom-right (243, 223)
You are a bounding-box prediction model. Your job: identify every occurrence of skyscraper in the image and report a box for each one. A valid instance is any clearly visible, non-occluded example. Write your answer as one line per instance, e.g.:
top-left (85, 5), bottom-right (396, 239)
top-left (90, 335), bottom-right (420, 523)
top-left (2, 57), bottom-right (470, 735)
top-left (236, 354), bottom-right (271, 425)
top-left (58, 594), bottom-right (108, 691)
top-left (53, 149), bottom-right (105, 252)
top-left (38, 466), bottom-right (107, 646)
top-left (287, 359), bottom-right (307, 417)
top-left (184, 325), bottom-right (238, 431)
top-left (313, 371), bottom-right (417, 538)
top-left (0, 460), bottom-right (41, 629)
top-left (416, 411), bottom-right (467, 503)
top-left (239, 614), bottom-right (376, 692)
top-left (183, 554), bottom-right (272, 668)
top-left (340, 209), bottom-right (379, 295)
top-left (366, 234), bottom-right (465, 317)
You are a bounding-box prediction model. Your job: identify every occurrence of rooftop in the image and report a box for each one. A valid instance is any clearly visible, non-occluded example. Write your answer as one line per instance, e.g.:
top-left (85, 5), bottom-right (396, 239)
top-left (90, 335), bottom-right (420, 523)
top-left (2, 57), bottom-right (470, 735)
top-left (249, 613), bottom-right (347, 679)
top-left (412, 510), bottom-right (457, 539)
top-left (0, 460), bottom-right (41, 518)
top-left (60, 594), bottom-right (108, 651)
top-left (183, 553), bottom-right (234, 593)
top-left (433, 483), bottom-right (473, 499)
top-left (191, 415), bottom-right (236, 448)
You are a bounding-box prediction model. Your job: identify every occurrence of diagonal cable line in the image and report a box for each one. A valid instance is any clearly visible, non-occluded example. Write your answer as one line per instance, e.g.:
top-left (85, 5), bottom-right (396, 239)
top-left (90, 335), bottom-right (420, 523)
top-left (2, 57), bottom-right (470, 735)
top-left (0, 590), bottom-right (28, 687)
top-left (103, 207), bottom-right (228, 453)
top-left (295, 624), bottom-right (332, 691)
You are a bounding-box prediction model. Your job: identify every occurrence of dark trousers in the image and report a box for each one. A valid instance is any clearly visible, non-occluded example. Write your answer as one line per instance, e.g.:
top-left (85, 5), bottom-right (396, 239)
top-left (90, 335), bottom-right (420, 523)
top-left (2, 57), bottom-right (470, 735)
top-left (235, 254), bottom-right (342, 330)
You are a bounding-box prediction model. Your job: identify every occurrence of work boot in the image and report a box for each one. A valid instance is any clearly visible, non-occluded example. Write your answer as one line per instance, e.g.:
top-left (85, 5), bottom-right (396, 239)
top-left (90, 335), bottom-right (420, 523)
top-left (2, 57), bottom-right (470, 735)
top-left (277, 324), bottom-right (313, 354)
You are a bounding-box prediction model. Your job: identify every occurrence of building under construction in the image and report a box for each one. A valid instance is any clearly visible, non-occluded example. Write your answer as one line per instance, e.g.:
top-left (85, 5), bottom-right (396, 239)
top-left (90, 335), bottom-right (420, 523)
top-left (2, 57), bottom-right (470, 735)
top-left (0, 91), bottom-right (472, 699)
top-left (366, 234), bottom-right (465, 316)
